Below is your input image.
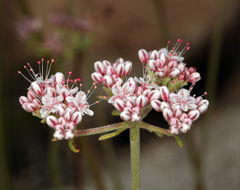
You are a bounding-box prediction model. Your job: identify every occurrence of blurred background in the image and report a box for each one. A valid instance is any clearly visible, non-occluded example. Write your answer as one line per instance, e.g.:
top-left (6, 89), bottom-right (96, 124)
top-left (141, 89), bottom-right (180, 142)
top-left (0, 0), bottom-right (240, 189)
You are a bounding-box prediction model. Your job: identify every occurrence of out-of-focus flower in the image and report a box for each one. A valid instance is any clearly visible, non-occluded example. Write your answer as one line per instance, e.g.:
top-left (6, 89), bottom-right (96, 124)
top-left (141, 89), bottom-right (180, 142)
top-left (16, 17), bottom-right (42, 40)
top-left (49, 13), bottom-right (92, 32)
top-left (18, 59), bottom-right (96, 140)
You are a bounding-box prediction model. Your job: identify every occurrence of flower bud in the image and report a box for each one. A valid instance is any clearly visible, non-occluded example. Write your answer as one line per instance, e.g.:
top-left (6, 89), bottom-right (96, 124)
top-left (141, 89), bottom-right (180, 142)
top-left (102, 60), bottom-right (111, 67)
top-left (151, 99), bottom-right (161, 112)
top-left (183, 118), bottom-right (192, 126)
top-left (179, 113), bottom-right (188, 121)
top-left (19, 96), bottom-right (28, 105)
top-left (54, 129), bottom-right (64, 140)
top-left (149, 90), bottom-right (161, 101)
top-left (28, 103), bottom-right (39, 112)
top-left (198, 104), bottom-right (208, 114)
top-left (64, 109), bottom-right (72, 121)
top-left (31, 81), bottom-right (42, 96)
top-left (66, 122), bottom-right (75, 130)
top-left (103, 75), bottom-right (113, 87)
top-left (94, 61), bottom-right (105, 74)
top-left (188, 67), bottom-right (196, 74)
top-left (188, 110), bottom-right (200, 121)
top-left (148, 60), bottom-right (156, 70)
top-left (189, 72), bottom-right (201, 83)
top-left (169, 68), bottom-right (180, 78)
top-left (105, 66), bottom-right (114, 75)
top-left (124, 61), bottom-right (132, 75)
top-left (120, 111), bottom-right (131, 121)
top-left (170, 126), bottom-right (179, 135)
top-left (115, 63), bottom-right (124, 76)
top-left (27, 90), bottom-right (35, 101)
top-left (172, 105), bottom-right (182, 117)
top-left (72, 111), bottom-right (82, 124)
top-left (163, 108), bottom-right (173, 121)
top-left (58, 117), bottom-right (66, 126)
top-left (169, 117), bottom-right (179, 126)
top-left (149, 50), bottom-right (159, 60)
top-left (168, 60), bottom-right (177, 69)
top-left (138, 49), bottom-right (149, 63)
top-left (65, 129), bottom-right (74, 139)
top-left (131, 113), bottom-right (140, 122)
top-left (160, 102), bottom-right (170, 111)
top-left (177, 63), bottom-right (185, 72)
top-left (159, 86), bottom-right (169, 101)
top-left (195, 96), bottom-right (203, 105)
top-left (158, 48), bottom-right (168, 63)
top-left (114, 99), bottom-right (125, 111)
top-left (136, 95), bottom-right (147, 108)
top-left (157, 71), bottom-right (165, 78)
top-left (46, 115), bottom-right (58, 128)
top-left (91, 72), bottom-right (103, 83)
top-left (54, 72), bottom-right (65, 84)
top-left (180, 123), bottom-right (190, 133)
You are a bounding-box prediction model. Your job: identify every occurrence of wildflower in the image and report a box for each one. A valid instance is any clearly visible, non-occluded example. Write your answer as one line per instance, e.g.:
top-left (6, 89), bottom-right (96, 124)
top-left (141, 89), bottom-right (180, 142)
top-left (151, 87), bottom-right (209, 134)
top-left (18, 59), bottom-right (96, 140)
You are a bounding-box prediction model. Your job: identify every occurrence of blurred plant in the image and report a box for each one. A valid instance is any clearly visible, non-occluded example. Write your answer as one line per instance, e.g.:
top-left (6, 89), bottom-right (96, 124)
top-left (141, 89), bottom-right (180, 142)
top-left (18, 38), bottom-right (209, 190)
top-left (16, 13), bottom-right (92, 68)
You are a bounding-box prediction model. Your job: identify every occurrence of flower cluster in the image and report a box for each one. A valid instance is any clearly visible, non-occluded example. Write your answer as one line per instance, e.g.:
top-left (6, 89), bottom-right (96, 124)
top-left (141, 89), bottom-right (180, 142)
top-left (151, 88), bottom-right (209, 134)
top-left (19, 59), bottom-right (94, 140)
top-left (138, 39), bottom-right (201, 88)
top-left (92, 39), bottom-right (209, 134)
top-left (91, 58), bottom-right (132, 87)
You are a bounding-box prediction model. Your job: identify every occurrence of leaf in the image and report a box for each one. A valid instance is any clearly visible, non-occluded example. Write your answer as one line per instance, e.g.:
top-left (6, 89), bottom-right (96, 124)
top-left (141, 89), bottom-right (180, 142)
top-left (174, 136), bottom-right (183, 148)
top-left (68, 139), bottom-right (80, 153)
top-left (155, 132), bottom-right (164, 138)
top-left (98, 127), bottom-right (127, 141)
top-left (112, 110), bottom-right (121, 116)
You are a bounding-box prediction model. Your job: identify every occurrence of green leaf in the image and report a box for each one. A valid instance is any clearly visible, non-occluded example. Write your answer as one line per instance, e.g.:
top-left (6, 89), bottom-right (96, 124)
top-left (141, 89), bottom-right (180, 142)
top-left (98, 127), bottom-right (127, 141)
top-left (112, 110), bottom-right (120, 116)
top-left (68, 139), bottom-right (80, 153)
top-left (155, 132), bottom-right (164, 138)
top-left (174, 136), bottom-right (183, 148)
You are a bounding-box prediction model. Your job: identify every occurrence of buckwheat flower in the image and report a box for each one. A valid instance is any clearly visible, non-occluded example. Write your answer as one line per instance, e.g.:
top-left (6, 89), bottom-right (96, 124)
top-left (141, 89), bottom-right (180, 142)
top-left (138, 38), bottom-right (201, 86)
top-left (169, 89), bottom-right (197, 112)
top-left (91, 58), bottom-right (132, 87)
top-left (151, 85), bottom-right (209, 135)
top-left (18, 59), bottom-right (96, 140)
top-left (108, 77), bottom-right (136, 104)
top-left (66, 91), bottom-right (94, 116)
top-left (40, 94), bottom-right (63, 118)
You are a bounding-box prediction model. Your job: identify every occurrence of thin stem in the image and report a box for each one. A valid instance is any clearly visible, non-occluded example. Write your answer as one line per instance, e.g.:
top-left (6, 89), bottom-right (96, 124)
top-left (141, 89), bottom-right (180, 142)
top-left (139, 122), bottom-right (169, 136)
top-left (130, 127), bottom-right (140, 190)
top-left (74, 122), bottom-right (128, 137)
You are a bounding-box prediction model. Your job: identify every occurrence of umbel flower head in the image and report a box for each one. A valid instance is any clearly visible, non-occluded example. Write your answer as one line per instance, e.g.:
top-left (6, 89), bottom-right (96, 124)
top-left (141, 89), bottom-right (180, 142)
top-left (18, 59), bottom-right (96, 140)
top-left (92, 38), bottom-right (209, 135)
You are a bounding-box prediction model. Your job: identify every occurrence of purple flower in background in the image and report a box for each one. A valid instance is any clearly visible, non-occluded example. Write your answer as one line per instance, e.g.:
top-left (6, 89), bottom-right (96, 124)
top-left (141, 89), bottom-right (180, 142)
top-left (16, 17), bottom-right (42, 40)
top-left (49, 13), bottom-right (92, 32)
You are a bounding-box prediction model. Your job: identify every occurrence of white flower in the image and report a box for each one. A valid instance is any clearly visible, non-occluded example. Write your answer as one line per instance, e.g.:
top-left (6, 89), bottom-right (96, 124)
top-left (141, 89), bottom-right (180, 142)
top-left (169, 89), bottom-right (197, 112)
top-left (108, 78), bottom-right (136, 103)
top-left (67, 91), bottom-right (94, 116)
top-left (40, 95), bottom-right (63, 118)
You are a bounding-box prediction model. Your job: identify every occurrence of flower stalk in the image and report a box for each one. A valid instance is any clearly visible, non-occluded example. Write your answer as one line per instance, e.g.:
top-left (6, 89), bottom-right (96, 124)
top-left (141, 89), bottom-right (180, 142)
top-left (130, 126), bottom-right (140, 190)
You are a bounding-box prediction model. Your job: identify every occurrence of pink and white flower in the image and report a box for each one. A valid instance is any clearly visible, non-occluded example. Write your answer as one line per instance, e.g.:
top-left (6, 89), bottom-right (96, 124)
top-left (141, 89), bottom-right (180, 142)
top-left (19, 59), bottom-right (95, 140)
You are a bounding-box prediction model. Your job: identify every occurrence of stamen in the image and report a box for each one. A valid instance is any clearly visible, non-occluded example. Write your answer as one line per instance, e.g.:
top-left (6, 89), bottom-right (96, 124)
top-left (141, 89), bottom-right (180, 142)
top-left (18, 71), bottom-right (32, 83)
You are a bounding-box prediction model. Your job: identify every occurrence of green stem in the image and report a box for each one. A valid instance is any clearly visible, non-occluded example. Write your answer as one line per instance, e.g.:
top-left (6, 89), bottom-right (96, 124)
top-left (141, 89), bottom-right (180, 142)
top-left (130, 127), bottom-right (140, 190)
top-left (74, 122), bottom-right (128, 137)
top-left (139, 122), bottom-right (169, 136)
top-left (49, 141), bottom-right (62, 190)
